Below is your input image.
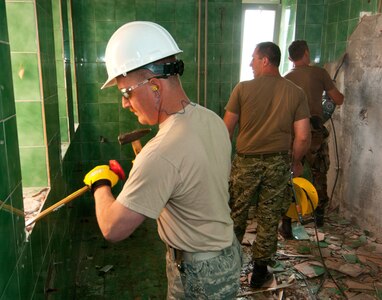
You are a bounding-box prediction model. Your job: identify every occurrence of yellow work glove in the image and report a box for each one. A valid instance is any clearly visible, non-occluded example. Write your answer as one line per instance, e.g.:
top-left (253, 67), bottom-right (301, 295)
top-left (83, 165), bottom-right (119, 192)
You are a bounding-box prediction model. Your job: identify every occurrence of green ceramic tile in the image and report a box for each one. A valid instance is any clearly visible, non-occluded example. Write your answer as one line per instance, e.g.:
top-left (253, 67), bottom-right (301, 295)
top-left (307, 5), bottom-right (324, 25)
top-left (327, 2), bottom-right (339, 23)
top-left (97, 63), bottom-right (109, 85)
top-left (338, 0), bottom-right (350, 21)
top-left (136, 0), bottom-right (156, 21)
top-left (0, 122), bottom-right (10, 200)
top-left (77, 83), bottom-right (99, 104)
top-left (4, 117), bottom-right (22, 192)
top-left (99, 122), bottom-right (120, 143)
top-left (15, 102), bottom-right (45, 147)
top-left (81, 142), bottom-right (101, 160)
top-left (0, 43), bottom-right (16, 120)
top-left (99, 103), bottom-right (119, 123)
top-left (11, 184), bottom-right (25, 254)
top-left (79, 123), bottom-right (102, 142)
top-left (0, 200), bottom-right (17, 293)
top-left (295, 24), bottom-right (305, 39)
top-left (79, 103), bottom-right (99, 123)
top-left (95, 41), bottom-right (107, 63)
top-left (11, 53), bottom-right (41, 101)
top-left (95, 21), bottom-right (117, 43)
top-left (17, 242), bottom-right (35, 299)
top-left (115, 1), bottom-right (136, 21)
top-left (72, 0), bottom-right (95, 21)
top-left (44, 99), bottom-right (60, 142)
top-left (94, 0), bottom-right (115, 21)
top-left (1, 266), bottom-right (20, 300)
top-left (98, 86), bottom-right (119, 104)
top-left (75, 41), bottom-right (97, 63)
top-left (47, 136), bottom-right (61, 181)
top-left (337, 20), bottom-right (348, 42)
top-left (58, 87), bottom-right (67, 116)
top-left (305, 24), bottom-right (323, 45)
top-left (6, 2), bottom-right (37, 52)
top-left (176, 2), bottom-right (196, 24)
top-left (0, 1), bottom-right (9, 42)
top-left (19, 146), bottom-right (48, 187)
top-left (176, 22), bottom-right (197, 45)
top-left (60, 117), bottom-right (69, 142)
top-left (100, 142), bottom-right (121, 160)
top-left (78, 21), bottom-right (96, 42)
top-left (76, 62), bottom-right (98, 84)
top-left (325, 22), bottom-right (336, 44)
top-left (349, 0), bottom-right (362, 19)
top-left (157, 0), bottom-right (176, 22)
top-left (295, 3), bottom-right (306, 27)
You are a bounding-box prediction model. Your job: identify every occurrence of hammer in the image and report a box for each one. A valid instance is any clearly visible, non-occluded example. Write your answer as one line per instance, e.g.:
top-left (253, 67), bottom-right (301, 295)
top-left (118, 128), bottom-right (151, 155)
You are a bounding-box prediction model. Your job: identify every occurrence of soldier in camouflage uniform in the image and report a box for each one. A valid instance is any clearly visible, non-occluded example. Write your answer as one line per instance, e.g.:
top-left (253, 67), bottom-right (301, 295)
top-left (224, 42), bottom-right (311, 288)
top-left (284, 40), bottom-right (344, 228)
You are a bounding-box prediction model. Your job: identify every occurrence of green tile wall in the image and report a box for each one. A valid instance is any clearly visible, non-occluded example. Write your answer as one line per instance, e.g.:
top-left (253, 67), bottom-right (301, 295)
top-left (279, 0), bottom-right (297, 74)
top-left (1, 0), bottom-right (85, 299)
top-left (0, 0), bottom-right (24, 298)
top-left (7, 0), bottom-right (49, 188)
top-left (294, 0), bottom-right (379, 65)
top-left (71, 0), bottom-right (242, 189)
top-left (9, 0), bottom-right (381, 299)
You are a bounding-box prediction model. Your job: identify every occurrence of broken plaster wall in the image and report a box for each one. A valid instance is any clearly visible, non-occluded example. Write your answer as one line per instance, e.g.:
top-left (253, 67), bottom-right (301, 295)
top-left (327, 14), bottom-right (382, 238)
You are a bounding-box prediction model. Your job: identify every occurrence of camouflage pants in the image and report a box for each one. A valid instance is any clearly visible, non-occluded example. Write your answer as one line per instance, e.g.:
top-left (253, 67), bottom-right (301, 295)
top-left (166, 237), bottom-right (242, 299)
top-left (305, 127), bottom-right (330, 216)
top-left (229, 153), bottom-right (292, 265)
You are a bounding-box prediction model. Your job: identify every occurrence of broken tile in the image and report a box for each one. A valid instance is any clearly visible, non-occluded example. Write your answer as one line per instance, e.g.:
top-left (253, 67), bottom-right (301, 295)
top-left (345, 279), bottom-right (374, 291)
top-left (294, 261), bottom-right (325, 278)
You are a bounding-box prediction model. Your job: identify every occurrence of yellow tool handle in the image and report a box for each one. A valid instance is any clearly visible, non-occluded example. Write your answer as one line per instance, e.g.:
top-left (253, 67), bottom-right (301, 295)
top-left (25, 186), bottom-right (90, 227)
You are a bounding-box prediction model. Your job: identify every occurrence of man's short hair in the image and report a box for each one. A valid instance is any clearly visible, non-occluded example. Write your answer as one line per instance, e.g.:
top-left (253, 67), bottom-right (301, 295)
top-left (288, 40), bottom-right (309, 61)
top-left (256, 42), bottom-right (281, 67)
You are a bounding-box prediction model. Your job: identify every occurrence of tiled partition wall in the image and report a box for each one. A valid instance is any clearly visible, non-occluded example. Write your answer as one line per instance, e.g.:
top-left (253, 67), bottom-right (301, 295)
top-left (295, 0), bottom-right (380, 65)
top-left (1, 0), bottom-right (83, 299)
top-left (0, 0), bottom-right (24, 298)
top-left (70, 0), bottom-right (242, 211)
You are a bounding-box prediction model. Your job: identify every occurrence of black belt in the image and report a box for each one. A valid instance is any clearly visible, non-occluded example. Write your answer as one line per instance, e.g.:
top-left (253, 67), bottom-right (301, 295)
top-left (167, 245), bottom-right (223, 263)
top-left (237, 152), bottom-right (289, 159)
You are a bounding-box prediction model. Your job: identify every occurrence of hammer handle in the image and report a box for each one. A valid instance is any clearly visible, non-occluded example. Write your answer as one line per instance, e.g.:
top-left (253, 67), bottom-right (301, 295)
top-left (131, 140), bottom-right (142, 156)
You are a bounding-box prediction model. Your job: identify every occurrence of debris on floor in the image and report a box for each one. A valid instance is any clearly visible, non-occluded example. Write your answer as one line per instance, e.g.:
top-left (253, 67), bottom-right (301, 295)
top-left (23, 187), bottom-right (49, 230)
top-left (237, 212), bottom-right (382, 299)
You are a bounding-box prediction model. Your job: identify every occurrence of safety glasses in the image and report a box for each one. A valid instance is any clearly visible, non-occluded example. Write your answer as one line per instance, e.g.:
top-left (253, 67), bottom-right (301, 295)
top-left (120, 78), bottom-right (151, 100)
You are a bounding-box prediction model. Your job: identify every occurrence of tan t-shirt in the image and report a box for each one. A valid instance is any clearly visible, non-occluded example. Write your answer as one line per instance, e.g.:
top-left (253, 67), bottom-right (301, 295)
top-left (116, 103), bottom-right (233, 252)
top-left (225, 75), bottom-right (310, 154)
top-left (284, 65), bottom-right (335, 117)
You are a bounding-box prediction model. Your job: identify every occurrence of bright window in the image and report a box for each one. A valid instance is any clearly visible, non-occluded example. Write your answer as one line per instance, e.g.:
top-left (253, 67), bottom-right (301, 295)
top-left (240, 4), bottom-right (281, 81)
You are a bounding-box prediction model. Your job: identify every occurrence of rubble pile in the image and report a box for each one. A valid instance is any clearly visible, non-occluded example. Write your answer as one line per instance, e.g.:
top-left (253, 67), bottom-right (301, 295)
top-left (237, 213), bottom-right (382, 299)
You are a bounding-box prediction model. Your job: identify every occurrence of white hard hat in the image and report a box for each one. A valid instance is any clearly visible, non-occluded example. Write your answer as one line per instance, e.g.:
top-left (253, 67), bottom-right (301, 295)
top-left (101, 21), bottom-right (183, 89)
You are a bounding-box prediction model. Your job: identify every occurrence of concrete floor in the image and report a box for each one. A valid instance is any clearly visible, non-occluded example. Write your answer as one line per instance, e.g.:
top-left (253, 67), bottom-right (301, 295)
top-left (74, 217), bottom-right (167, 299)
top-left (74, 212), bottom-right (382, 299)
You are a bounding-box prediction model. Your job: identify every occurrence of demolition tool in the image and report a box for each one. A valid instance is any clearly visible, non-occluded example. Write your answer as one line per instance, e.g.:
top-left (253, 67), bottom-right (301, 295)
top-left (25, 160), bottom-right (126, 227)
top-left (322, 53), bottom-right (348, 122)
top-left (118, 128), bottom-right (151, 155)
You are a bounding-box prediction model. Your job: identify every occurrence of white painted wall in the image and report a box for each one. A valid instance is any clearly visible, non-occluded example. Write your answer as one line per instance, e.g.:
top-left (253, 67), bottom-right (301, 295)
top-left (326, 14), bottom-right (382, 238)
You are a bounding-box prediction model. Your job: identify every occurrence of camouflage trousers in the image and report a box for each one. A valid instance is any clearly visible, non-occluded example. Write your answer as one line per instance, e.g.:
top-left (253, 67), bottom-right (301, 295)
top-left (166, 236), bottom-right (242, 299)
top-left (305, 128), bottom-right (330, 216)
top-left (229, 153), bottom-right (292, 265)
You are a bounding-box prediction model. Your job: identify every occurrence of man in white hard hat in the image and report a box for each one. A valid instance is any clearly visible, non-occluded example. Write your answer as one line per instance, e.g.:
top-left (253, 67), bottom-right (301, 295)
top-left (83, 21), bottom-right (242, 299)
